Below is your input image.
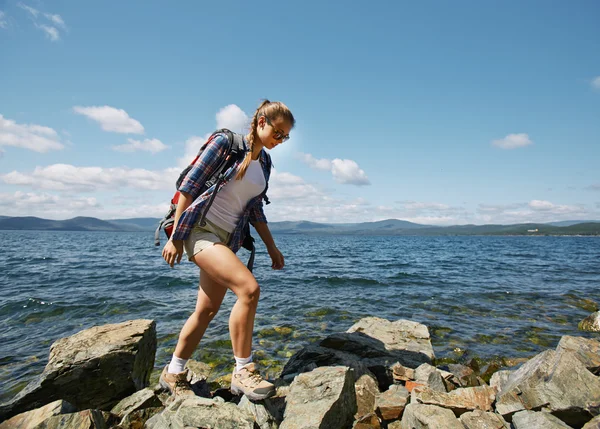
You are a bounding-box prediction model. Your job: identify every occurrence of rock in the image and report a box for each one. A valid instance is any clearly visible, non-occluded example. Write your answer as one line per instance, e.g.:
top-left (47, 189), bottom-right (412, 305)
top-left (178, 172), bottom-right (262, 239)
top-left (114, 407), bottom-right (162, 429)
top-left (442, 364), bottom-right (480, 387)
top-left (405, 381), bottom-right (427, 393)
top-left (556, 335), bottom-right (600, 375)
top-left (374, 385), bottom-right (409, 421)
top-left (110, 388), bottom-right (162, 418)
top-left (353, 413), bottom-right (381, 429)
top-left (32, 409), bottom-right (114, 429)
top-left (579, 311), bottom-right (600, 332)
top-left (0, 320), bottom-right (156, 421)
top-left (479, 361), bottom-right (503, 383)
top-left (459, 409), bottom-right (509, 429)
top-left (400, 403), bottom-right (464, 429)
top-left (511, 410), bottom-right (574, 428)
top-left (354, 373), bottom-right (380, 419)
top-left (583, 415), bottom-right (600, 429)
top-left (411, 385), bottom-right (496, 416)
top-left (0, 400), bottom-right (76, 429)
top-left (489, 370), bottom-right (513, 392)
top-left (280, 366), bottom-right (357, 429)
top-left (496, 349), bottom-right (600, 427)
top-left (391, 362), bottom-right (415, 382)
top-left (145, 396), bottom-right (254, 429)
top-left (238, 395), bottom-right (278, 429)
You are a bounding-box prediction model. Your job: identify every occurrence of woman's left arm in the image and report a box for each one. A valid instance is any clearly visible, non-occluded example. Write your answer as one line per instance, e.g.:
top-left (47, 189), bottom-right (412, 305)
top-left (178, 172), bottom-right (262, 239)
top-left (253, 221), bottom-right (284, 270)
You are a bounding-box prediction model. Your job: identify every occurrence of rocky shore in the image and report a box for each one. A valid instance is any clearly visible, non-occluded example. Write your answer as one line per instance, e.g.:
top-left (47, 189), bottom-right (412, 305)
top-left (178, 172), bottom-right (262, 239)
top-left (1, 314), bottom-right (599, 429)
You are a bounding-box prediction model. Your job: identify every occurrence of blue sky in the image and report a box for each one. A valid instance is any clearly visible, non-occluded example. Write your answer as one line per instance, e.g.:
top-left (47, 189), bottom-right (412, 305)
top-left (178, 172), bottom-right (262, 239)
top-left (1, 0), bottom-right (599, 225)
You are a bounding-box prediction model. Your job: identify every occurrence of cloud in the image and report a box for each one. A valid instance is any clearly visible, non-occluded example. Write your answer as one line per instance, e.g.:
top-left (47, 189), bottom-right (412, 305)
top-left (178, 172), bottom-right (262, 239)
top-left (1, 164), bottom-right (178, 192)
top-left (0, 11), bottom-right (8, 29)
top-left (0, 191), bottom-right (101, 218)
top-left (73, 106), bottom-right (145, 134)
top-left (0, 114), bottom-right (65, 152)
top-left (297, 152), bottom-right (370, 186)
top-left (216, 105), bottom-right (249, 133)
top-left (592, 76), bottom-right (600, 91)
top-left (113, 138), bottom-right (169, 154)
top-left (475, 200), bottom-right (590, 224)
top-left (18, 3), bottom-right (66, 41)
top-left (586, 183), bottom-right (600, 191)
top-left (491, 133), bottom-right (533, 149)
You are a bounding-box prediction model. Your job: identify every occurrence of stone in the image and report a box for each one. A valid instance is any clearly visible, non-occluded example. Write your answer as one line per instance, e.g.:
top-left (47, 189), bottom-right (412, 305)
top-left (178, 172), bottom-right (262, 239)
top-left (110, 388), bottom-right (162, 418)
top-left (459, 409), bottom-right (509, 429)
top-left (0, 400), bottom-right (76, 429)
top-left (496, 349), bottom-right (600, 427)
top-left (489, 370), bottom-right (513, 392)
top-left (511, 410), bottom-right (574, 428)
top-left (411, 385), bottom-right (496, 416)
top-left (583, 415), bottom-right (600, 429)
top-left (579, 311), bottom-right (600, 332)
top-left (115, 407), bottom-right (162, 429)
top-left (374, 385), bottom-right (409, 421)
top-left (391, 362), bottom-right (415, 382)
top-left (442, 364), bottom-right (480, 387)
top-left (32, 410), bottom-right (112, 429)
top-left (405, 381), bottom-right (426, 393)
top-left (354, 373), bottom-right (380, 419)
top-left (280, 366), bottom-right (357, 429)
top-left (0, 320), bottom-right (156, 421)
top-left (556, 335), bottom-right (600, 375)
top-left (238, 395), bottom-right (278, 429)
top-left (352, 413), bottom-right (380, 429)
top-left (400, 403), bottom-right (464, 429)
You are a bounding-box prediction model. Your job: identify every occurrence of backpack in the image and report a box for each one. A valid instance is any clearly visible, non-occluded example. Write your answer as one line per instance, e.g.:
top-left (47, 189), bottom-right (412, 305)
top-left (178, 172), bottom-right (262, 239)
top-left (154, 129), bottom-right (259, 271)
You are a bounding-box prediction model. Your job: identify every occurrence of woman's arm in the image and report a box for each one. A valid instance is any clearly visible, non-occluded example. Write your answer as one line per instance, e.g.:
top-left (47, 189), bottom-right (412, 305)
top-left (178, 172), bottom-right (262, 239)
top-left (253, 221), bottom-right (284, 270)
top-left (162, 191), bottom-right (193, 267)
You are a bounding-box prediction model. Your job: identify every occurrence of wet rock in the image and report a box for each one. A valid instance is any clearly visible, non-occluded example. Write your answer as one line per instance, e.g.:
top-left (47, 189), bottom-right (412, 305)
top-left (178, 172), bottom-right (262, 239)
top-left (556, 335), bottom-right (600, 375)
top-left (0, 320), bottom-right (156, 421)
top-left (280, 366), bottom-right (356, 429)
top-left (411, 385), bottom-right (496, 416)
top-left (496, 349), bottom-right (600, 427)
top-left (110, 388), bottom-right (162, 419)
top-left (400, 403), bottom-right (464, 429)
top-left (374, 384), bottom-right (409, 421)
top-left (489, 370), bottom-right (513, 392)
top-left (354, 373), bottom-right (380, 419)
top-left (145, 396), bottom-right (254, 429)
top-left (579, 311), bottom-right (600, 332)
top-left (459, 409), bottom-right (509, 429)
top-left (511, 410), bottom-right (574, 428)
top-left (0, 400), bottom-right (75, 429)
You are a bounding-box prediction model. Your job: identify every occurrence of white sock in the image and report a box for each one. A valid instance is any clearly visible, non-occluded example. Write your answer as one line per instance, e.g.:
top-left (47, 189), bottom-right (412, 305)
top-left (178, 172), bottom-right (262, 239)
top-left (168, 355), bottom-right (188, 374)
top-left (234, 353), bottom-right (253, 372)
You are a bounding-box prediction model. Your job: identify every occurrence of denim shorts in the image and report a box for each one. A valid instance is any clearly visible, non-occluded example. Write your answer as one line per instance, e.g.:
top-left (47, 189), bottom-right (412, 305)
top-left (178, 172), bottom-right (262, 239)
top-left (183, 218), bottom-right (231, 261)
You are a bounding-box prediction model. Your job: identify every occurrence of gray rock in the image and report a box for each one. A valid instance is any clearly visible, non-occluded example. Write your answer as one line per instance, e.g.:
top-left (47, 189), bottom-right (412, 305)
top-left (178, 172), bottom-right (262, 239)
top-left (459, 409), bottom-right (509, 429)
top-left (374, 385), bottom-right (409, 421)
top-left (512, 410), bottom-right (573, 428)
top-left (145, 396), bottom-right (254, 429)
top-left (353, 413), bottom-right (381, 428)
top-left (0, 320), bottom-right (156, 421)
top-left (114, 407), bottom-right (162, 429)
top-left (583, 415), bottom-right (600, 429)
top-left (489, 370), bottom-right (513, 392)
top-left (354, 373), bottom-right (380, 419)
top-left (557, 335), bottom-right (600, 375)
top-left (442, 364), bottom-right (480, 387)
top-left (579, 311), bottom-right (600, 332)
top-left (238, 395), bottom-right (278, 429)
top-left (280, 366), bottom-right (357, 429)
top-left (0, 400), bottom-right (76, 429)
top-left (496, 349), bottom-right (600, 427)
top-left (400, 403), bottom-right (464, 429)
top-left (32, 410), bottom-right (114, 429)
top-left (391, 362), bottom-right (415, 382)
top-left (110, 388), bottom-right (162, 418)
top-left (410, 385), bottom-right (496, 416)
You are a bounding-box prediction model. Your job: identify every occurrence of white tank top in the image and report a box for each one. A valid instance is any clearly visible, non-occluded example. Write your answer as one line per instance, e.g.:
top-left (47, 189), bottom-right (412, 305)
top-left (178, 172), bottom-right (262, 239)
top-left (205, 159), bottom-right (265, 232)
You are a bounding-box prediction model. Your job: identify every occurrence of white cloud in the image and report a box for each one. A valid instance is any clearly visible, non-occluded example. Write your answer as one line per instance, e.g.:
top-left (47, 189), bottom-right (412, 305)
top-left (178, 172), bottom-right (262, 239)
top-left (528, 199), bottom-right (581, 214)
top-left (0, 11), bottom-right (8, 29)
top-left (113, 138), bottom-right (169, 154)
top-left (216, 105), bottom-right (249, 133)
top-left (592, 76), bottom-right (600, 91)
top-left (44, 13), bottom-right (65, 28)
top-left (37, 24), bottom-right (59, 41)
top-left (18, 3), bottom-right (66, 41)
top-left (0, 191), bottom-right (99, 217)
top-left (1, 164), bottom-right (178, 192)
top-left (587, 183), bottom-right (600, 191)
top-left (297, 152), bottom-right (370, 186)
top-left (18, 3), bottom-right (39, 18)
top-left (73, 106), bottom-right (145, 134)
top-left (491, 133), bottom-right (533, 149)
top-left (0, 114), bottom-right (65, 152)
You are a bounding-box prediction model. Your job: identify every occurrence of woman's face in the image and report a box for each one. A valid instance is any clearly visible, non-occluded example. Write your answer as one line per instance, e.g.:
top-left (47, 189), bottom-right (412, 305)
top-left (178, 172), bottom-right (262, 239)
top-left (257, 115), bottom-right (293, 150)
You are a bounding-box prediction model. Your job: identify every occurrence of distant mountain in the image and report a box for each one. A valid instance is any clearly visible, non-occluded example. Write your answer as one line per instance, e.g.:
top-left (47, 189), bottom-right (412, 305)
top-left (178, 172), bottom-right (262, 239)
top-left (1, 216), bottom-right (599, 235)
top-left (545, 220), bottom-right (600, 227)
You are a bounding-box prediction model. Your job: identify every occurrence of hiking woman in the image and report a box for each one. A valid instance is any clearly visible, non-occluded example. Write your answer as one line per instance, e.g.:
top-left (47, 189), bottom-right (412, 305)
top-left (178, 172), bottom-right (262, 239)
top-left (160, 100), bottom-right (295, 400)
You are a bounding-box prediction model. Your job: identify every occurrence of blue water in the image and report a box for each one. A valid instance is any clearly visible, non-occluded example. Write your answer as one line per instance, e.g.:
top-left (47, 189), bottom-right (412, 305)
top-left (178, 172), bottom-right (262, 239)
top-left (1, 231), bottom-right (599, 402)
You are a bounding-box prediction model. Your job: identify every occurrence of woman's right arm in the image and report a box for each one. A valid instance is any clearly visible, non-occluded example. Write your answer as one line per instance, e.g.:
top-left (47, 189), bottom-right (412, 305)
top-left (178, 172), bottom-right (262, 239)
top-left (162, 190), bottom-right (193, 267)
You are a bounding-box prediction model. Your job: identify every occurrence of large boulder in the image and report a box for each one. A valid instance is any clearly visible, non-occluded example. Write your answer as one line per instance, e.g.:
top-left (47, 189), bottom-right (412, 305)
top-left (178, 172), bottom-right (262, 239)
top-left (280, 366), bottom-right (357, 429)
top-left (496, 349), bottom-right (600, 427)
top-left (0, 400), bottom-right (75, 429)
top-left (579, 312), bottom-right (600, 332)
top-left (400, 403), bottom-right (464, 428)
top-left (0, 320), bottom-right (156, 421)
top-left (411, 385), bottom-right (496, 417)
top-left (511, 410), bottom-right (574, 428)
top-left (556, 335), bottom-right (600, 375)
top-left (459, 410), bottom-right (509, 429)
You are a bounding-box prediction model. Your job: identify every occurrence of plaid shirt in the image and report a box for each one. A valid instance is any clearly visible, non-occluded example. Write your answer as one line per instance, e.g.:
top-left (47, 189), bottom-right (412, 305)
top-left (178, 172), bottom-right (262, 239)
top-left (172, 132), bottom-right (270, 254)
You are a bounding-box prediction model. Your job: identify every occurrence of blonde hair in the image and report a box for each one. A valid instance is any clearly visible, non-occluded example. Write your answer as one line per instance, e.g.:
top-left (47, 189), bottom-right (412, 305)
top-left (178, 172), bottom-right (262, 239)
top-left (237, 100), bottom-right (295, 180)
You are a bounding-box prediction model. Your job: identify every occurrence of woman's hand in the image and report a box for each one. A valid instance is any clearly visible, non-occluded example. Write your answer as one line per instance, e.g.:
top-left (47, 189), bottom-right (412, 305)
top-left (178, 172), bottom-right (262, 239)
top-left (268, 246), bottom-right (285, 270)
top-left (162, 239), bottom-right (184, 268)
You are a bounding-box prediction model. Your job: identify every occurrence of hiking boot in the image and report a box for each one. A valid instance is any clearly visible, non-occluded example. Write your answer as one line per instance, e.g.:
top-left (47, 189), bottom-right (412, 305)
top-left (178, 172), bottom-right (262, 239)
top-left (231, 362), bottom-right (275, 401)
top-left (159, 365), bottom-right (195, 398)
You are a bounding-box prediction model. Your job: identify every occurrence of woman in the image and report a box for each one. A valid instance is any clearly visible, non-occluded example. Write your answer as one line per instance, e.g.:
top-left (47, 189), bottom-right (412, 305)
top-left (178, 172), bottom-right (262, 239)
top-left (160, 100), bottom-right (295, 400)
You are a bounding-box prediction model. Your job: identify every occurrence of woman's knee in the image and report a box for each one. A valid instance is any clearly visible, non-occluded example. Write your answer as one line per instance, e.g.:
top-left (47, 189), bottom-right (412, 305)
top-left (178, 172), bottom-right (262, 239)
top-left (193, 304), bottom-right (220, 321)
top-left (237, 279), bottom-right (260, 305)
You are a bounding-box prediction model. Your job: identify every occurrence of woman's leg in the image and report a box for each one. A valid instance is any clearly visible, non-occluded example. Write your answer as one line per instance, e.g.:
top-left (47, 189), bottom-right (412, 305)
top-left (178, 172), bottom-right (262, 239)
top-left (173, 269), bottom-right (227, 359)
top-left (192, 243), bottom-right (259, 359)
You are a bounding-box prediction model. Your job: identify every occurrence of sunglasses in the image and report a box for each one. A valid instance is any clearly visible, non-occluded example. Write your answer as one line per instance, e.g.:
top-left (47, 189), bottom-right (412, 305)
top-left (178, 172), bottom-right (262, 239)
top-left (262, 116), bottom-right (290, 142)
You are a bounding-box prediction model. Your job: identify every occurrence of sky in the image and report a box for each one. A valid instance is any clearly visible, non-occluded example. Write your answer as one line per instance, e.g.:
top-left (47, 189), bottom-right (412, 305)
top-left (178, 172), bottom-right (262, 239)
top-left (1, 0), bottom-right (599, 225)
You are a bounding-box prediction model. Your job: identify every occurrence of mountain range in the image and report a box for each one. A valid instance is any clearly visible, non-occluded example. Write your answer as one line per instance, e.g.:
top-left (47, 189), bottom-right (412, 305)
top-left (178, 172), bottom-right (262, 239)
top-left (1, 216), bottom-right (599, 236)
